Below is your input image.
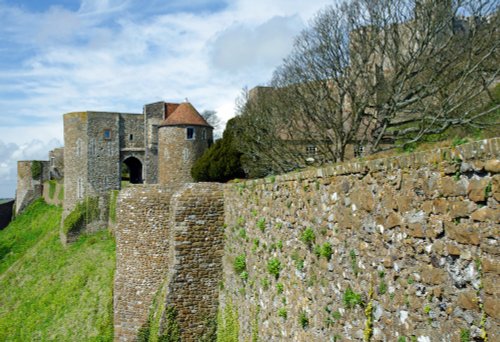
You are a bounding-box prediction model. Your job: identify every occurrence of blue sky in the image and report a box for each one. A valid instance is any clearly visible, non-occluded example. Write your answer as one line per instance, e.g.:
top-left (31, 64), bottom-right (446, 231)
top-left (0, 0), bottom-right (333, 197)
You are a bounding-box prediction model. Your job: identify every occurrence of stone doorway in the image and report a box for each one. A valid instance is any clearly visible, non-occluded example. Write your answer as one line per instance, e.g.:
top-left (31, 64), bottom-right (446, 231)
top-left (122, 157), bottom-right (143, 184)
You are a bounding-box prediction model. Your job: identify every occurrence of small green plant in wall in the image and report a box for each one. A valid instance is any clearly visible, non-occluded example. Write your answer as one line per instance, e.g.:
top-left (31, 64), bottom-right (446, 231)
top-left (276, 283), bottom-right (284, 295)
top-left (343, 286), bottom-right (363, 308)
top-left (240, 271), bottom-right (249, 281)
top-left (298, 311), bottom-right (309, 329)
top-left (318, 242), bottom-right (333, 260)
top-left (484, 182), bottom-right (492, 198)
top-left (460, 328), bottom-right (471, 342)
top-left (234, 254), bottom-right (246, 275)
top-left (349, 250), bottom-right (359, 276)
top-left (277, 308), bottom-right (287, 320)
top-left (300, 227), bottom-right (315, 248)
top-left (256, 218), bottom-right (266, 232)
top-left (267, 258), bottom-right (281, 279)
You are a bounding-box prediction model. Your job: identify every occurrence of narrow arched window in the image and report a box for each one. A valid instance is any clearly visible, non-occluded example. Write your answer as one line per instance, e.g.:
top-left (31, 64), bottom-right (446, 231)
top-left (186, 127), bottom-right (195, 140)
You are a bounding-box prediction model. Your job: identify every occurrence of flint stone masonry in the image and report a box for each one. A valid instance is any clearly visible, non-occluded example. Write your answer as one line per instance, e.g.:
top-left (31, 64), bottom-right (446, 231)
top-left (114, 183), bottom-right (224, 341)
top-left (158, 125), bottom-right (212, 185)
top-left (221, 138), bottom-right (499, 341)
top-left (15, 160), bottom-right (49, 215)
top-left (114, 185), bottom-right (176, 341)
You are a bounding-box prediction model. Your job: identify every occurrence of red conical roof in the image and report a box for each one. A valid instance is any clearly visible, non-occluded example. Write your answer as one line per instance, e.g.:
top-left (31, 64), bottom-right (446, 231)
top-left (159, 102), bottom-right (212, 127)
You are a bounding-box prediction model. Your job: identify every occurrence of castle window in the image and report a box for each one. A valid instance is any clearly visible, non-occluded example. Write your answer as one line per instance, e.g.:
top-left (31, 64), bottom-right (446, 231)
top-left (129, 134), bottom-right (133, 141)
top-left (89, 138), bottom-right (95, 156)
top-left (186, 127), bottom-right (195, 140)
top-left (201, 129), bottom-right (207, 140)
top-left (77, 178), bottom-right (84, 199)
top-left (306, 145), bottom-right (317, 157)
top-left (354, 145), bottom-right (365, 158)
top-left (103, 129), bottom-right (112, 140)
top-left (76, 139), bottom-right (82, 157)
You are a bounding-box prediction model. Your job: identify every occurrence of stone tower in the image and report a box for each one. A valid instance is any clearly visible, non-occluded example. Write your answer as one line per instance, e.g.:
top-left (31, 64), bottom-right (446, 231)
top-left (158, 102), bottom-right (213, 185)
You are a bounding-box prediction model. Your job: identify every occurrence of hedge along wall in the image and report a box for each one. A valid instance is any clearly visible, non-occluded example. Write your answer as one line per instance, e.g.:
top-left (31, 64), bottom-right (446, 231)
top-left (221, 138), bottom-right (500, 342)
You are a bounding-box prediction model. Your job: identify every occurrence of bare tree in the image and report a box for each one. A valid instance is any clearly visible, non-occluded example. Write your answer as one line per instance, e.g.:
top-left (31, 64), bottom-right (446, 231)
top-left (236, 0), bottom-right (499, 174)
top-left (201, 110), bottom-right (222, 139)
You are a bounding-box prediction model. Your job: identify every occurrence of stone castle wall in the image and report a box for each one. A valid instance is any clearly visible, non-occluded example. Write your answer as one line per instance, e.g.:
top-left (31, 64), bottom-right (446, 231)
top-left (15, 160), bottom-right (49, 215)
top-left (160, 183), bottom-right (224, 340)
top-left (221, 138), bottom-right (499, 341)
top-left (63, 112), bottom-right (89, 216)
top-left (113, 183), bottom-right (224, 341)
top-left (114, 185), bottom-right (176, 341)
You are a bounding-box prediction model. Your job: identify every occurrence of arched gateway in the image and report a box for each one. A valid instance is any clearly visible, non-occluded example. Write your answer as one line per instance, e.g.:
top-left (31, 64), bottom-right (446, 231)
top-left (122, 157), bottom-right (143, 184)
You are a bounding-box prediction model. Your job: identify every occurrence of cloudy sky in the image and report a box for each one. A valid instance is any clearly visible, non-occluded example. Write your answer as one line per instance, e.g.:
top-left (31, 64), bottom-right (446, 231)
top-left (0, 0), bottom-right (332, 198)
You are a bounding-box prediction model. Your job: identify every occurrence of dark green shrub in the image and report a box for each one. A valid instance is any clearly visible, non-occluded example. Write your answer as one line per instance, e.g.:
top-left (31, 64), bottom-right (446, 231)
top-left (191, 118), bottom-right (245, 182)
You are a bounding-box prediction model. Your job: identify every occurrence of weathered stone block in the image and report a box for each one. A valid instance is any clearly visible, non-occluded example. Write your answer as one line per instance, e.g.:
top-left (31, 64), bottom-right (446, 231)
top-left (456, 291), bottom-right (479, 311)
top-left (445, 222), bottom-right (480, 245)
top-left (484, 296), bottom-right (500, 319)
top-left (421, 266), bottom-right (446, 285)
top-left (439, 177), bottom-right (467, 197)
top-left (467, 178), bottom-right (490, 202)
top-left (482, 258), bottom-right (500, 275)
top-left (449, 200), bottom-right (475, 218)
top-left (471, 207), bottom-right (500, 222)
top-left (386, 211), bottom-right (403, 229)
top-left (485, 159), bottom-right (500, 173)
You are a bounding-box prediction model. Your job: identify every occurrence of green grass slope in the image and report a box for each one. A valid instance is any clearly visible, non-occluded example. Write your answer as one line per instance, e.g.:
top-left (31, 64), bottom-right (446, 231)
top-left (0, 199), bottom-right (115, 341)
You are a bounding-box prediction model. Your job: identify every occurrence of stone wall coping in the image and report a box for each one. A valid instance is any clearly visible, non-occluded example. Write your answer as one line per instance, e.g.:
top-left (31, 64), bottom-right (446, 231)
top-left (237, 137), bottom-right (499, 186)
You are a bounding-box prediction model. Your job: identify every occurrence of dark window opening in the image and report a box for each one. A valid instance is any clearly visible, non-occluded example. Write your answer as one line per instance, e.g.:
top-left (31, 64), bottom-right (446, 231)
top-left (122, 157), bottom-right (143, 185)
top-left (103, 129), bottom-right (112, 140)
top-left (354, 145), bottom-right (365, 158)
top-left (129, 134), bottom-right (133, 141)
top-left (306, 145), bottom-right (317, 157)
top-left (186, 127), bottom-right (195, 140)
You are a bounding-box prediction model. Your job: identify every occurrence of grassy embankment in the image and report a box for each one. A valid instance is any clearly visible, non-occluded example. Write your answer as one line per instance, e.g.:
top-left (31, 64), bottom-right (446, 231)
top-left (0, 199), bottom-right (115, 341)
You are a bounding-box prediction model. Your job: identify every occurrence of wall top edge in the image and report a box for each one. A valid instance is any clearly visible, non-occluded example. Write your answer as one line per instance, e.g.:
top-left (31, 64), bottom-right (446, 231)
top-left (235, 137), bottom-right (500, 186)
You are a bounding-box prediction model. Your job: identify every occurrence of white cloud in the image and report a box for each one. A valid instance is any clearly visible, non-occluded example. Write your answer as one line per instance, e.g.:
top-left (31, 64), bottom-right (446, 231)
top-left (209, 15), bottom-right (303, 73)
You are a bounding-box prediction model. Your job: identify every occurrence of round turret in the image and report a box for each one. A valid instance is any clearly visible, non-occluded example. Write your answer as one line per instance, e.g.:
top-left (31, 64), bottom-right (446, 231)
top-left (157, 102), bottom-right (213, 185)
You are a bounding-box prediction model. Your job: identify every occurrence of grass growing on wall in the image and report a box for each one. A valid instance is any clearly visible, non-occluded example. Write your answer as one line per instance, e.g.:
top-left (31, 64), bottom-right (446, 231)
top-left (0, 199), bottom-right (115, 341)
top-left (31, 161), bottom-right (43, 180)
top-left (62, 196), bottom-right (100, 234)
top-left (109, 190), bottom-right (119, 223)
top-left (217, 300), bottom-right (239, 342)
top-left (48, 180), bottom-right (57, 199)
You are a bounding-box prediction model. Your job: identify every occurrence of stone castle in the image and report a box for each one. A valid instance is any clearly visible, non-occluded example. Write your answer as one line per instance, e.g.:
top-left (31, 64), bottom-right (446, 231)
top-left (13, 101), bottom-right (500, 341)
top-left (16, 100), bottom-right (213, 219)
